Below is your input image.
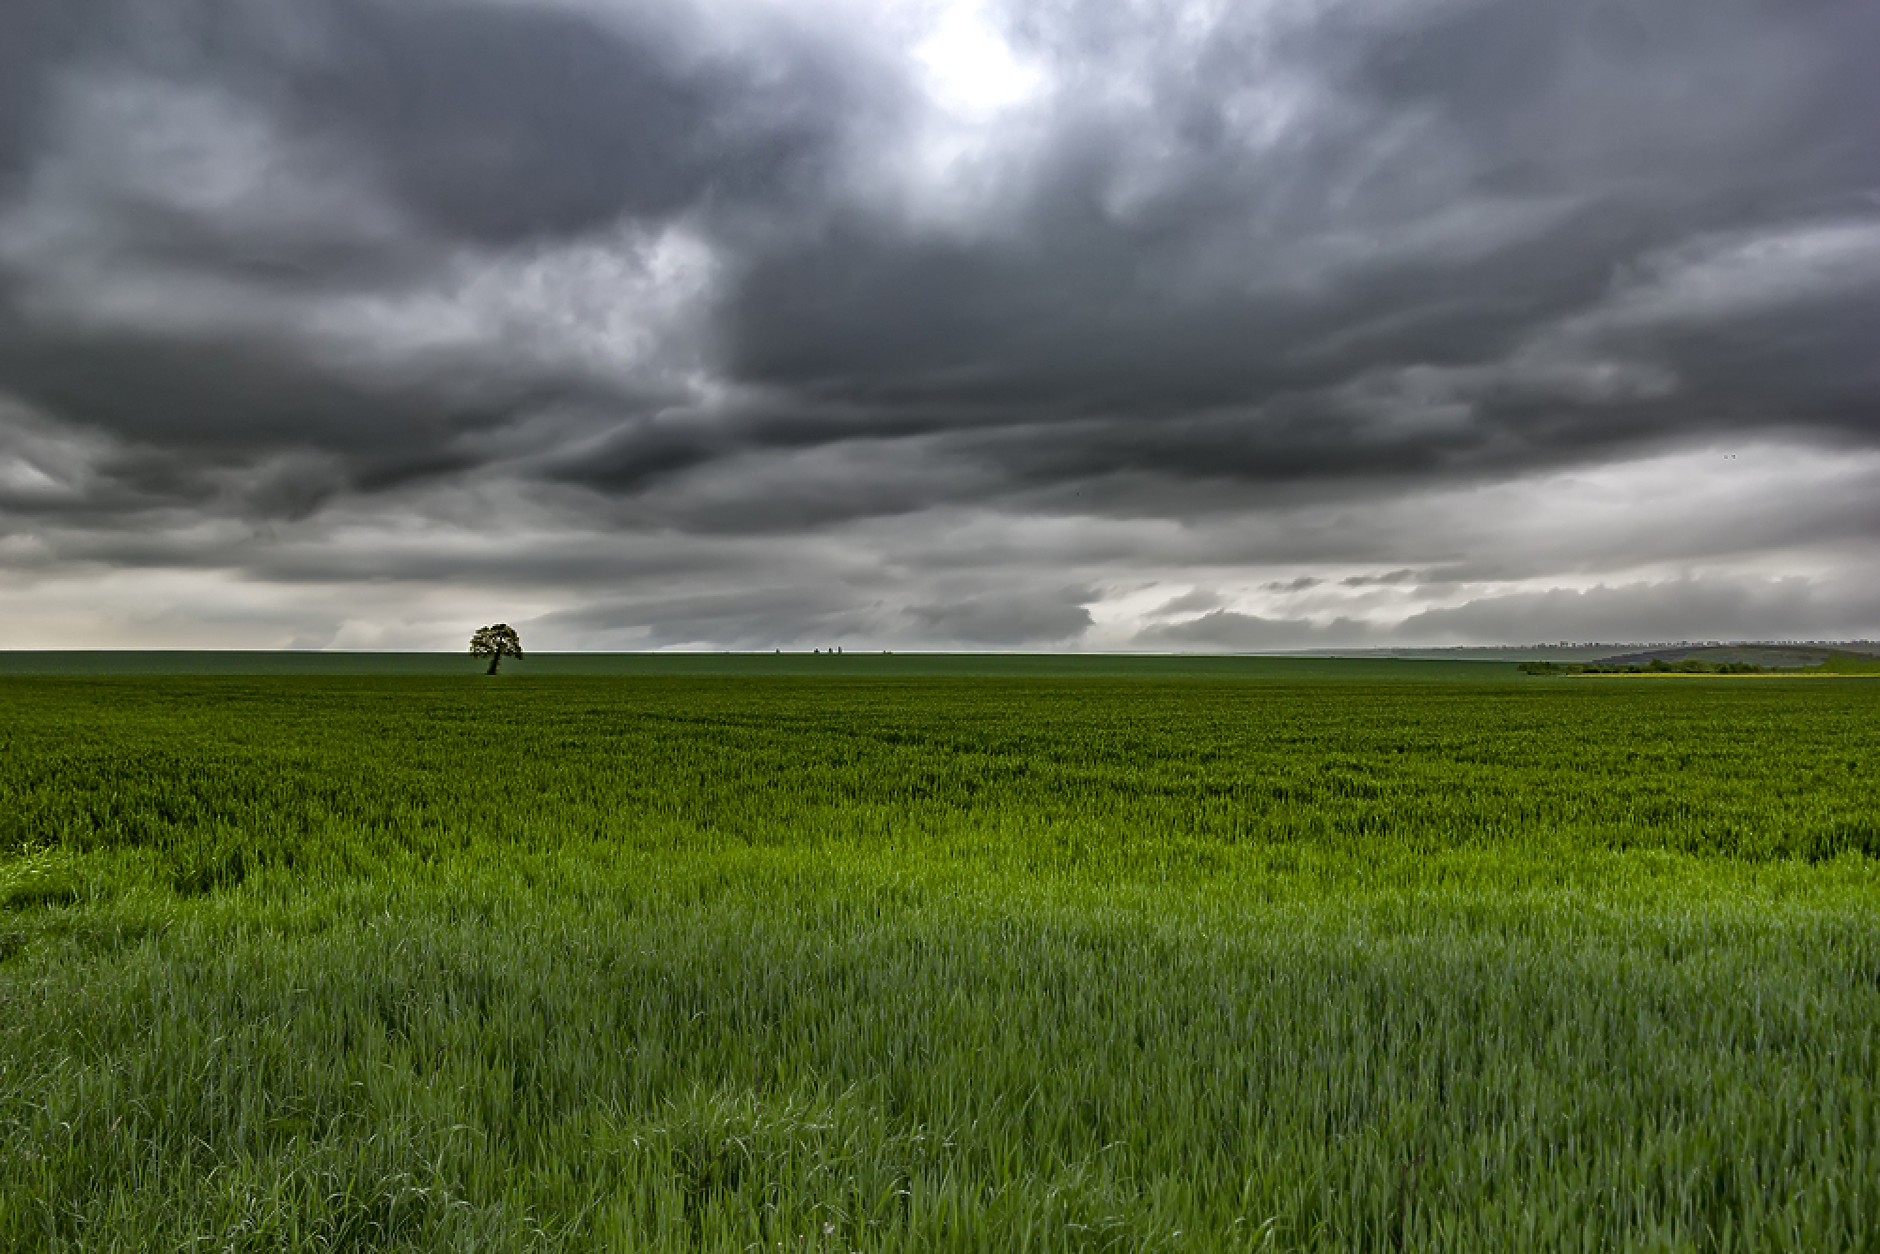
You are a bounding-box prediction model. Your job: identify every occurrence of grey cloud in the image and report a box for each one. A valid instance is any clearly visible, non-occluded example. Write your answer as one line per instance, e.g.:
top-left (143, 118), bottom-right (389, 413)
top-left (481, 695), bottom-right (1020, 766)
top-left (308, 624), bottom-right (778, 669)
top-left (11, 0), bottom-right (1880, 512)
top-left (267, 0), bottom-right (877, 246)
top-left (566, 432), bottom-right (1002, 536)
top-left (908, 588), bottom-right (1094, 646)
top-left (1150, 587), bottom-right (1224, 616)
top-left (1392, 0), bottom-right (1879, 201)
top-left (0, 0), bottom-right (867, 523)
top-left (538, 417), bottom-right (730, 499)
top-left (1342, 569), bottom-right (1419, 588)
top-left (26, 0), bottom-right (875, 247)
top-left (0, 1), bottom-right (95, 198)
top-left (533, 584), bottom-right (882, 651)
top-left (1137, 609), bottom-right (1380, 653)
top-left (1392, 575), bottom-right (1880, 647)
top-left (1131, 573), bottom-right (1880, 654)
top-left (706, 18), bottom-right (1880, 527)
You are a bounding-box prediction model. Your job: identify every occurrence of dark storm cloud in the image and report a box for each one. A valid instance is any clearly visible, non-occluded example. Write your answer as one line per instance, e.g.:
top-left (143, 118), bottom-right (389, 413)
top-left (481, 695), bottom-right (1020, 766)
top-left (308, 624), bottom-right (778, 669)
top-left (1333, 0), bottom-right (1880, 205)
top-left (734, 0), bottom-right (1876, 491)
top-left (0, 0), bottom-right (880, 524)
top-left (0, 1), bottom-right (75, 193)
top-left (266, 0), bottom-right (869, 246)
top-left (2, 0), bottom-right (1878, 647)
top-left (8, 0), bottom-right (1878, 502)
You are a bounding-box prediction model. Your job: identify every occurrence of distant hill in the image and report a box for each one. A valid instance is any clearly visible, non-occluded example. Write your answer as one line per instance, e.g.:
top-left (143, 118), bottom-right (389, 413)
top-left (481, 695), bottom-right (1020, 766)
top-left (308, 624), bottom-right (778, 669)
top-left (1291, 641), bottom-right (1880, 665)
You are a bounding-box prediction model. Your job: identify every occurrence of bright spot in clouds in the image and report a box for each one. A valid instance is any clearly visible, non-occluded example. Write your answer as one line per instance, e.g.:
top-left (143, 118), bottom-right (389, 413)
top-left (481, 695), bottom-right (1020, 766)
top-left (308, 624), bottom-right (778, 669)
top-left (913, 3), bottom-right (1047, 118)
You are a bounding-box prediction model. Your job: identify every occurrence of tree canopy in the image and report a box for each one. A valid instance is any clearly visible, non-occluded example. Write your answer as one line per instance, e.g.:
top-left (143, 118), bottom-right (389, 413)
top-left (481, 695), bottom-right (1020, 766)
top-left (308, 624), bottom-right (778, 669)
top-left (469, 624), bottom-right (523, 674)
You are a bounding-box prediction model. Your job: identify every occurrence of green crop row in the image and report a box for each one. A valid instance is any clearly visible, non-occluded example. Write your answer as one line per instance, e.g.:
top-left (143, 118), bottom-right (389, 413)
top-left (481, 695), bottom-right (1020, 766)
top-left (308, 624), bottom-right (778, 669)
top-left (3, 675), bottom-right (1877, 875)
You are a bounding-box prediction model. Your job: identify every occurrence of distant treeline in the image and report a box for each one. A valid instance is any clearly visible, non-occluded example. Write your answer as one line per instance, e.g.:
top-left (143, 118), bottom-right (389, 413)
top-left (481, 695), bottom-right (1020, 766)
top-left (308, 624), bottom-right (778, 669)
top-left (1520, 659), bottom-right (1770, 676)
top-left (1522, 649), bottom-right (1880, 676)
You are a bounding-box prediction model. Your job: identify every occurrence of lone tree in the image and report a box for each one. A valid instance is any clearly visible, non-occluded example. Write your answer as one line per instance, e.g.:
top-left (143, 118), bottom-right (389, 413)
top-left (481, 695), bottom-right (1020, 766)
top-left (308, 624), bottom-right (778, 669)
top-left (470, 624), bottom-right (524, 675)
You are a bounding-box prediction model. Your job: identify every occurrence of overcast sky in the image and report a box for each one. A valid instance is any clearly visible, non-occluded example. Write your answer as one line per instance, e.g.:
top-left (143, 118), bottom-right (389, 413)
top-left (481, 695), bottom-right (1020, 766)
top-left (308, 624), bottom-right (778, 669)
top-left (2, 0), bottom-right (1877, 651)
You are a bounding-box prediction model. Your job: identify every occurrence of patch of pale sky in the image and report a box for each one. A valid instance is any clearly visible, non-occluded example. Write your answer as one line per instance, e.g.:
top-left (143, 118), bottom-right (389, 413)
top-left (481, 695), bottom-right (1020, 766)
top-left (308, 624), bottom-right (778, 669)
top-left (0, 456), bottom-right (66, 499)
top-left (854, 1), bottom-right (1052, 232)
top-left (1592, 217), bottom-right (1880, 331)
top-left (313, 224), bottom-right (719, 384)
top-left (1079, 438), bottom-right (1880, 640)
top-left (0, 410), bottom-right (89, 496)
top-left (0, 558), bottom-right (567, 650)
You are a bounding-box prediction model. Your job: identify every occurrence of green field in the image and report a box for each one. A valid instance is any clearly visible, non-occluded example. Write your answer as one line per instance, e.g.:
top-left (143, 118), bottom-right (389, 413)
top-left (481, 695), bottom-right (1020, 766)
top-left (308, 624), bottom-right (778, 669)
top-left (3, 662), bottom-right (1877, 1251)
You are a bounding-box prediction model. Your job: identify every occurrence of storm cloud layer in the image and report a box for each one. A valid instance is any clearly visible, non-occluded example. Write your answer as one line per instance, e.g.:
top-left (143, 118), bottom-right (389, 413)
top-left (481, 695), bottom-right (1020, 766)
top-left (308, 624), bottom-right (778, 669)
top-left (2, 0), bottom-right (1877, 649)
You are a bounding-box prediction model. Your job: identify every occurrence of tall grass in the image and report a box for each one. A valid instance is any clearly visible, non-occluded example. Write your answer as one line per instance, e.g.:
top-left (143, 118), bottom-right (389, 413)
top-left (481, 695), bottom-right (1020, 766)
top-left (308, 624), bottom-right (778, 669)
top-left (2, 674), bottom-right (1877, 1250)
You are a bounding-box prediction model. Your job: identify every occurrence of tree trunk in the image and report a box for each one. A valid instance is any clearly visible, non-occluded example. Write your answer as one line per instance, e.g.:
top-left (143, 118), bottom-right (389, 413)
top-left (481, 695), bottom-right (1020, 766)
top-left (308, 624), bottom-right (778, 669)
top-left (487, 653), bottom-right (501, 675)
